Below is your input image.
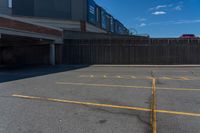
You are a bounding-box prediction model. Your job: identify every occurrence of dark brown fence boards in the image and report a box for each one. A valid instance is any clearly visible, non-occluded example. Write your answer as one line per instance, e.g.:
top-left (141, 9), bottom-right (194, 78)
top-left (1, 37), bottom-right (200, 65)
top-left (62, 38), bottom-right (200, 65)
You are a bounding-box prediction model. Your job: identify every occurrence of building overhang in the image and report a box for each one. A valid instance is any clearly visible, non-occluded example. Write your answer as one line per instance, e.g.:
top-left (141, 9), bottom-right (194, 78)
top-left (0, 14), bottom-right (64, 43)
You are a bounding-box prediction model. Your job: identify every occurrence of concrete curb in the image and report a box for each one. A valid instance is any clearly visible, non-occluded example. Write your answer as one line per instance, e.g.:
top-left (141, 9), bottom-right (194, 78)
top-left (90, 65), bottom-right (200, 67)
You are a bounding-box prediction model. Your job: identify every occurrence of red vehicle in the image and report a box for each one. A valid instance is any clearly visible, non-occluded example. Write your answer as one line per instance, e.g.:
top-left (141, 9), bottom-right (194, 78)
top-left (180, 34), bottom-right (198, 39)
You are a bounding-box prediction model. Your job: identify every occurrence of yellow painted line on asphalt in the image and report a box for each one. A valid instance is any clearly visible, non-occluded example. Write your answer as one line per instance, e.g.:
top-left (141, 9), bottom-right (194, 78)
top-left (56, 82), bottom-right (200, 91)
top-left (156, 110), bottom-right (200, 117)
top-left (12, 94), bottom-right (150, 112)
top-left (56, 82), bottom-right (152, 90)
top-left (79, 74), bottom-right (200, 81)
top-left (12, 94), bottom-right (200, 117)
top-left (152, 78), bottom-right (157, 133)
top-left (159, 76), bottom-right (191, 81)
top-left (117, 76), bottom-right (122, 78)
top-left (103, 75), bottom-right (107, 78)
top-left (157, 87), bottom-right (200, 91)
top-left (131, 76), bottom-right (136, 79)
top-left (160, 77), bottom-right (173, 80)
top-left (150, 78), bottom-right (157, 132)
top-left (179, 77), bottom-right (190, 80)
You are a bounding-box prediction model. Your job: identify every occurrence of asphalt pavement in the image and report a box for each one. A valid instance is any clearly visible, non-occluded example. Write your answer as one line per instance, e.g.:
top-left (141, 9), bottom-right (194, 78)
top-left (0, 65), bottom-right (200, 133)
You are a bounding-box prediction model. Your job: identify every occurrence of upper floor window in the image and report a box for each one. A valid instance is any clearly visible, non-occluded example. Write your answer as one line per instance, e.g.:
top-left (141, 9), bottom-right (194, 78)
top-left (8, 0), bottom-right (12, 8)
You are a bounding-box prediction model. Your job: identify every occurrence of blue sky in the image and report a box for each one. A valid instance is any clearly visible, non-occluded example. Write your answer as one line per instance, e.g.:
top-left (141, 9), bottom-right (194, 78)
top-left (95, 0), bottom-right (200, 37)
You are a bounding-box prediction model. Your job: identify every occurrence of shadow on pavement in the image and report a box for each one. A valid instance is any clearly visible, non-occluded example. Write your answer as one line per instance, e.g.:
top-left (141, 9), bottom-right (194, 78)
top-left (0, 65), bottom-right (89, 83)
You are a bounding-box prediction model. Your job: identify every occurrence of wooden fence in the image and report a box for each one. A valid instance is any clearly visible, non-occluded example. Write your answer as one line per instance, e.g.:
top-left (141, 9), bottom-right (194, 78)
top-left (62, 39), bottom-right (200, 65)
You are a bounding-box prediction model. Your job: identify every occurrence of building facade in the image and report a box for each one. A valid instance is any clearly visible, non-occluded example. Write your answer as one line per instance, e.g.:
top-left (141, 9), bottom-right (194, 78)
top-left (0, 0), bottom-right (12, 15)
top-left (0, 0), bottom-right (129, 35)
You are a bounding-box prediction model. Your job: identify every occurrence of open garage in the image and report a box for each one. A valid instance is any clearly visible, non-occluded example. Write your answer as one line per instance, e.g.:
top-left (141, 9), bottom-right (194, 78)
top-left (0, 14), bottom-right (63, 66)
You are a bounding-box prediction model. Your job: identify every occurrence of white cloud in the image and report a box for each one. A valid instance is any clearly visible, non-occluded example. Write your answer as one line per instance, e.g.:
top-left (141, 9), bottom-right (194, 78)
top-left (155, 5), bottom-right (167, 10)
top-left (149, 7), bottom-right (154, 11)
top-left (152, 11), bottom-right (166, 15)
top-left (139, 23), bottom-right (147, 27)
top-left (148, 19), bottom-right (200, 26)
top-left (149, 2), bottom-right (184, 13)
top-left (174, 5), bottom-right (183, 11)
top-left (175, 20), bottom-right (200, 24)
top-left (139, 18), bottom-right (147, 22)
top-left (149, 5), bottom-right (167, 11)
top-left (149, 21), bottom-right (175, 25)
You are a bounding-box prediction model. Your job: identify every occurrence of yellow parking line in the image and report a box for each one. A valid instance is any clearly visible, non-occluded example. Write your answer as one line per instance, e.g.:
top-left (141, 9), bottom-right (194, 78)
top-left (117, 76), bottom-right (122, 78)
top-left (156, 110), bottom-right (200, 117)
top-left (151, 78), bottom-right (157, 133)
top-left (79, 74), bottom-right (200, 81)
top-left (159, 76), bottom-right (191, 81)
top-left (157, 87), bottom-right (200, 91)
top-left (56, 82), bottom-right (200, 92)
top-left (160, 77), bottom-right (173, 80)
top-left (131, 76), bottom-right (136, 79)
top-left (12, 94), bottom-right (200, 117)
top-left (12, 94), bottom-right (150, 112)
top-left (56, 82), bottom-right (152, 89)
top-left (179, 77), bottom-right (190, 80)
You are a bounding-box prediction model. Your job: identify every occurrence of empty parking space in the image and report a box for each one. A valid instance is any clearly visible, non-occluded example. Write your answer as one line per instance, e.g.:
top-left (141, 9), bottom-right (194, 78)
top-left (157, 113), bottom-right (200, 133)
top-left (0, 66), bottom-right (200, 133)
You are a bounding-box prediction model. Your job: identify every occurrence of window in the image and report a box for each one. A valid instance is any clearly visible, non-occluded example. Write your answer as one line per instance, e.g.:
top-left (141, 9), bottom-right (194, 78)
top-left (8, 0), bottom-right (12, 8)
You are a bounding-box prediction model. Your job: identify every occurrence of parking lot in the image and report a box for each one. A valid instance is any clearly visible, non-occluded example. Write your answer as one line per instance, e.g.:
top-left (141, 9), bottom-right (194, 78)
top-left (0, 65), bottom-right (200, 133)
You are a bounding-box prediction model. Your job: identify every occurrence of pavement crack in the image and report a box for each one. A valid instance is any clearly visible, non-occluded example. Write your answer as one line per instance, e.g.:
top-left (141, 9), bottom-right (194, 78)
top-left (150, 70), bottom-right (155, 78)
top-left (91, 108), bottom-right (151, 126)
